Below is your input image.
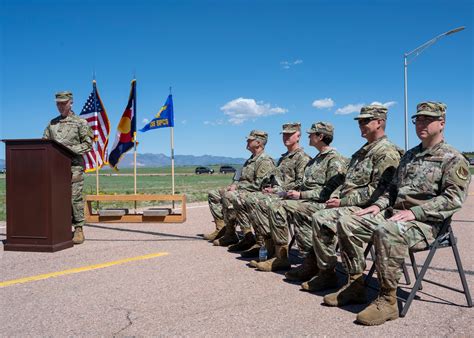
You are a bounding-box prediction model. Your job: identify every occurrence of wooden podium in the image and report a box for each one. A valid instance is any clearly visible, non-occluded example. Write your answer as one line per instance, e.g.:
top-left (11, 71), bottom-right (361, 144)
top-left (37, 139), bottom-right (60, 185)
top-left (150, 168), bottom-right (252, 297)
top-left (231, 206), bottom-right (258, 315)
top-left (3, 139), bottom-right (75, 252)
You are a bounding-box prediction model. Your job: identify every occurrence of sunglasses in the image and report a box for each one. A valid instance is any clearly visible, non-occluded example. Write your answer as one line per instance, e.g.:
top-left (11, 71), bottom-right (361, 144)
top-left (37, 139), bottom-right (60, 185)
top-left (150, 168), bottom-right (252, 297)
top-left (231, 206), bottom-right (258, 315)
top-left (411, 116), bottom-right (443, 125)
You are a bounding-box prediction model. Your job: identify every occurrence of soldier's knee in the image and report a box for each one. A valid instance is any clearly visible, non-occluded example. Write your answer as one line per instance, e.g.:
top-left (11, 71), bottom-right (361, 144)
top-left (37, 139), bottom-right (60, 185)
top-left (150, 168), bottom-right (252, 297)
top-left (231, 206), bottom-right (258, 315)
top-left (337, 214), bottom-right (354, 234)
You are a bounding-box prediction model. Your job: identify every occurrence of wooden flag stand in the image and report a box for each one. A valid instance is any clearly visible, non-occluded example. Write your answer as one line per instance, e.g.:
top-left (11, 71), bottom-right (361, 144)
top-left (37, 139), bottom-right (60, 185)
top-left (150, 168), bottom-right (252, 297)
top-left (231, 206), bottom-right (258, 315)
top-left (85, 194), bottom-right (186, 223)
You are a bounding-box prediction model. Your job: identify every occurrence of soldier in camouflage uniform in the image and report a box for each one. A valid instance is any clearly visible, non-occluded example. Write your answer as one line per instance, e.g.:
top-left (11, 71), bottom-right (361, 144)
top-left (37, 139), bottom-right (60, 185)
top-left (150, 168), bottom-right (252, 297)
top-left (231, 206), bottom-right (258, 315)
top-left (322, 102), bottom-right (471, 326)
top-left (229, 123), bottom-right (310, 257)
top-left (206, 130), bottom-right (276, 248)
top-left (254, 122), bottom-right (346, 274)
top-left (302, 105), bottom-right (402, 291)
top-left (43, 91), bottom-right (93, 244)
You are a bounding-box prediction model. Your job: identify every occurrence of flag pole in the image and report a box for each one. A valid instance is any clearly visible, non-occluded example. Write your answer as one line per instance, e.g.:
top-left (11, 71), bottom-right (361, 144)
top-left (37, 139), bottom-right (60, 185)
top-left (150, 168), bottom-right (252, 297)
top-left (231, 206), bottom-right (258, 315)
top-left (133, 78), bottom-right (138, 196)
top-left (169, 86), bottom-right (175, 210)
top-left (92, 75), bottom-right (99, 195)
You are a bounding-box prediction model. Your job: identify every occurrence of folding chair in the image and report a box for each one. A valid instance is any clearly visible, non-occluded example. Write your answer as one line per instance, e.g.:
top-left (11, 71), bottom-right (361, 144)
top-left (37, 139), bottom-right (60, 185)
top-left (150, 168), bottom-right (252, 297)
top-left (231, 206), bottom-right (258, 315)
top-left (365, 242), bottom-right (411, 286)
top-left (365, 218), bottom-right (473, 317)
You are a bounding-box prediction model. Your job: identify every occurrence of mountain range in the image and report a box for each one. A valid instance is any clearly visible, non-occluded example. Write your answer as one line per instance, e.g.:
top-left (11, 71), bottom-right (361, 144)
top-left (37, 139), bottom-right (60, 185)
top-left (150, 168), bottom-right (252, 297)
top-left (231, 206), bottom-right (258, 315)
top-left (0, 154), bottom-right (246, 169)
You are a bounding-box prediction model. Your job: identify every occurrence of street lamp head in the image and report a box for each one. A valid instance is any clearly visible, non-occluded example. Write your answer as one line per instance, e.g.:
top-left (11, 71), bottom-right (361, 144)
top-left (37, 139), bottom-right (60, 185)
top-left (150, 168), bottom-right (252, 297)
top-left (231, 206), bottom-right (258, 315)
top-left (446, 26), bottom-right (465, 36)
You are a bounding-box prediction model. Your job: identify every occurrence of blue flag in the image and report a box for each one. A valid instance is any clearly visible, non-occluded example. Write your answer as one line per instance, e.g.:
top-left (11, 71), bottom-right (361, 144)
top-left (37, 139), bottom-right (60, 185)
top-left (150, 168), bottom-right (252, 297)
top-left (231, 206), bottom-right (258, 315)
top-left (109, 79), bottom-right (137, 170)
top-left (140, 94), bottom-right (174, 132)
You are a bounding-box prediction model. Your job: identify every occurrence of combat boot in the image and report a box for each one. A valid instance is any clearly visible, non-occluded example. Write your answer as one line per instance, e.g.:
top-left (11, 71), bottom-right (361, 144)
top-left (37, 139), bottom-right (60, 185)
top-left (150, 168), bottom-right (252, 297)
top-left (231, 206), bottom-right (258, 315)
top-left (301, 269), bottom-right (338, 292)
top-left (228, 230), bottom-right (256, 252)
top-left (72, 226), bottom-right (85, 245)
top-left (203, 219), bottom-right (226, 241)
top-left (356, 288), bottom-right (399, 326)
top-left (240, 234), bottom-right (264, 258)
top-left (285, 251), bottom-right (319, 282)
top-left (255, 245), bottom-right (290, 272)
top-left (249, 237), bottom-right (274, 267)
top-left (323, 273), bottom-right (367, 306)
top-left (212, 225), bottom-right (238, 247)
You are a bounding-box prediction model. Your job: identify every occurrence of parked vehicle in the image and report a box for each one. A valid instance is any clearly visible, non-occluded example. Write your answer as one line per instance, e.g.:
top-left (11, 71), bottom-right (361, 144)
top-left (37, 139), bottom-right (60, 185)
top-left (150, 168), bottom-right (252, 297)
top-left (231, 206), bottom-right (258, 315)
top-left (195, 166), bottom-right (214, 174)
top-left (219, 165), bottom-right (236, 174)
top-left (469, 158), bottom-right (474, 166)
top-left (0, 168), bottom-right (5, 174)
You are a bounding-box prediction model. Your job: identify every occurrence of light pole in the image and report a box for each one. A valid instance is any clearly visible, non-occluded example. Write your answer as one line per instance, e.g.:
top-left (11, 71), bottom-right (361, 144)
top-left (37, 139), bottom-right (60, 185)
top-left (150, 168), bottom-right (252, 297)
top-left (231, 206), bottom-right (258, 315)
top-left (403, 26), bottom-right (465, 150)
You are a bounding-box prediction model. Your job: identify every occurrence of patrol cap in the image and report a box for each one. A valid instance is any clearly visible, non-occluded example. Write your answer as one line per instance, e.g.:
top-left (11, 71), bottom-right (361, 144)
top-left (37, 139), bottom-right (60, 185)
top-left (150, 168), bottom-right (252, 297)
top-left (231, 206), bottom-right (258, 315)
top-left (280, 122), bottom-right (301, 134)
top-left (354, 104), bottom-right (388, 120)
top-left (246, 130), bottom-right (268, 143)
top-left (55, 91), bottom-right (73, 102)
top-left (411, 101), bottom-right (446, 119)
top-left (306, 121), bottom-right (334, 137)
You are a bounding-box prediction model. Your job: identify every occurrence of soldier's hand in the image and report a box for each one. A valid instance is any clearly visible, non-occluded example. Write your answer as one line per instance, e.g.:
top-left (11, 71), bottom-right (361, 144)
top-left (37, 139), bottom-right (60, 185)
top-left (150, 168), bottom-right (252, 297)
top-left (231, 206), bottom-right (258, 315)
top-left (388, 210), bottom-right (415, 222)
top-left (286, 190), bottom-right (301, 199)
top-left (227, 184), bottom-right (237, 192)
top-left (325, 198), bottom-right (341, 208)
top-left (263, 187), bottom-right (274, 194)
top-left (355, 205), bottom-right (381, 216)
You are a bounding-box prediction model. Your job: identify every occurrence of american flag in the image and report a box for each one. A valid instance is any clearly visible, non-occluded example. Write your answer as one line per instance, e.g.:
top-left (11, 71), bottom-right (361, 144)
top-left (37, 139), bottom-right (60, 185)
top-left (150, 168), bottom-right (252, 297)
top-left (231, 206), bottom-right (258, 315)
top-left (79, 80), bottom-right (110, 172)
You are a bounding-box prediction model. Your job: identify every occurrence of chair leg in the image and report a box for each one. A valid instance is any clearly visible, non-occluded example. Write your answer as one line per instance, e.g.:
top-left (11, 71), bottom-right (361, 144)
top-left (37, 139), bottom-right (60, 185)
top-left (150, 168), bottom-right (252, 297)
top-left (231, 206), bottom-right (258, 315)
top-left (364, 243), bottom-right (376, 285)
top-left (401, 243), bottom-right (440, 317)
top-left (450, 229), bottom-right (473, 307)
top-left (288, 229), bottom-right (297, 252)
top-left (409, 251), bottom-right (422, 290)
top-left (401, 261), bottom-right (411, 285)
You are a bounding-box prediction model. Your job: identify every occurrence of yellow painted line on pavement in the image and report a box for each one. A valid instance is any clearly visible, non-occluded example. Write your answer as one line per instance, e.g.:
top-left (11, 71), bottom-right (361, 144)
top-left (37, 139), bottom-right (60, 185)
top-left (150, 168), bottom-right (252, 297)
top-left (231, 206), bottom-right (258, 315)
top-left (0, 252), bottom-right (169, 288)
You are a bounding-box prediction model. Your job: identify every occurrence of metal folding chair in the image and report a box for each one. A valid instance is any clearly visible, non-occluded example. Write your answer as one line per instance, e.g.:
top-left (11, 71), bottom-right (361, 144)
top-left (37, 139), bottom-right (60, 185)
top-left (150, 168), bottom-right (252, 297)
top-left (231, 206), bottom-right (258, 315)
top-left (365, 218), bottom-right (473, 317)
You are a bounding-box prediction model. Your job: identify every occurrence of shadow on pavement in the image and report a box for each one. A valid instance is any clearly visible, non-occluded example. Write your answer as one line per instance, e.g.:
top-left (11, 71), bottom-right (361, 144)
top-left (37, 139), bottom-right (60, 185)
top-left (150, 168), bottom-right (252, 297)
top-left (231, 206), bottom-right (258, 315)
top-left (84, 223), bottom-right (201, 241)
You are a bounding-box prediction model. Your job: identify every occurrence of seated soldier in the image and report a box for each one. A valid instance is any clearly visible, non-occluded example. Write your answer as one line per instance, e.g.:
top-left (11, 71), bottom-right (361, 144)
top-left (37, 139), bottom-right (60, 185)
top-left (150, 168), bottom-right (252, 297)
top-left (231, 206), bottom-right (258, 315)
top-left (253, 122), bottom-right (346, 274)
top-left (323, 102), bottom-right (471, 326)
top-left (304, 104), bottom-right (402, 291)
top-left (228, 122), bottom-right (310, 256)
top-left (205, 130), bottom-right (276, 248)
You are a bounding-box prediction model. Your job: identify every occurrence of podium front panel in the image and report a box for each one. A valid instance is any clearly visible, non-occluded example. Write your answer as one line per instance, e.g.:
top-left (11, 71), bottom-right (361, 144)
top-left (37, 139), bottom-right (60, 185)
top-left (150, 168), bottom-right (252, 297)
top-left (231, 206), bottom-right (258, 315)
top-left (8, 147), bottom-right (49, 239)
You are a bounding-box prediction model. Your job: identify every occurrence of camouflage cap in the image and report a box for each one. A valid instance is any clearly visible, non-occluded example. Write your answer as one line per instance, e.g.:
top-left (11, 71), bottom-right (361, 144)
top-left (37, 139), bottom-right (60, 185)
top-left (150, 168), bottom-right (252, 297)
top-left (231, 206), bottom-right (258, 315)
top-left (246, 130), bottom-right (268, 143)
top-left (280, 122), bottom-right (301, 134)
top-left (55, 91), bottom-right (73, 102)
top-left (411, 101), bottom-right (447, 118)
top-left (306, 121), bottom-right (334, 137)
top-left (354, 104), bottom-right (388, 120)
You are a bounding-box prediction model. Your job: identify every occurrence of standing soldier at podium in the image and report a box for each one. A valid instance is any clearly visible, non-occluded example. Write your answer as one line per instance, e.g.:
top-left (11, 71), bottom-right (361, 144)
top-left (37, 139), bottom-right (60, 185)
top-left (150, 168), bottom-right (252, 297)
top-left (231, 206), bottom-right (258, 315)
top-left (43, 91), bottom-right (93, 244)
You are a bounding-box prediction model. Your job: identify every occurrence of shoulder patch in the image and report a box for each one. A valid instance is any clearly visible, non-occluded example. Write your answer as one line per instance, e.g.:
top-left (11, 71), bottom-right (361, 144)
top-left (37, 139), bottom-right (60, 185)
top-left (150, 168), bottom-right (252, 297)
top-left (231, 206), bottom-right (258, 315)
top-left (456, 165), bottom-right (469, 181)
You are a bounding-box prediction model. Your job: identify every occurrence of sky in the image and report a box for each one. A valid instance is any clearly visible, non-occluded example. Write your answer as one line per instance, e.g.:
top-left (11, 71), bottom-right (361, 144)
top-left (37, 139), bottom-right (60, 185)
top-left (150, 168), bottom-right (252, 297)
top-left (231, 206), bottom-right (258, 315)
top-left (1, 0), bottom-right (473, 163)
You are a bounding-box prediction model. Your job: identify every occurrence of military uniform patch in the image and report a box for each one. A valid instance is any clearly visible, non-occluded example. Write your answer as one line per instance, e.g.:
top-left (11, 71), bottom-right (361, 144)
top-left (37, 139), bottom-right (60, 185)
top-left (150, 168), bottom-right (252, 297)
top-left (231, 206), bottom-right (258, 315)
top-left (456, 165), bottom-right (469, 180)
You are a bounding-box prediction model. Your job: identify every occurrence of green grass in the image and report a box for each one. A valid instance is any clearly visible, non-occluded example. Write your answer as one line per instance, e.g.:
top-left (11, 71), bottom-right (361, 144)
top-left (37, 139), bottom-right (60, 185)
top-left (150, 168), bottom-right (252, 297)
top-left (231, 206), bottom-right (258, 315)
top-left (0, 163), bottom-right (472, 221)
top-left (0, 171), bottom-right (235, 220)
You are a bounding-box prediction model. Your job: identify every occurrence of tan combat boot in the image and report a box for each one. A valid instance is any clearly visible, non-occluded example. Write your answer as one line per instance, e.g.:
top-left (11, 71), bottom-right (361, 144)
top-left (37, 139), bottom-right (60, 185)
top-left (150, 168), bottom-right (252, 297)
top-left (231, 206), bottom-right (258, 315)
top-left (72, 226), bottom-right (85, 245)
top-left (249, 237), bottom-right (274, 268)
top-left (255, 245), bottom-right (290, 272)
top-left (356, 288), bottom-right (399, 326)
top-left (240, 234), bottom-right (264, 258)
top-left (285, 251), bottom-right (319, 282)
top-left (323, 273), bottom-right (367, 306)
top-left (203, 219), bottom-right (226, 241)
top-left (228, 230), bottom-right (256, 252)
top-left (301, 269), bottom-right (338, 292)
top-left (213, 224), bottom-right (239, 246)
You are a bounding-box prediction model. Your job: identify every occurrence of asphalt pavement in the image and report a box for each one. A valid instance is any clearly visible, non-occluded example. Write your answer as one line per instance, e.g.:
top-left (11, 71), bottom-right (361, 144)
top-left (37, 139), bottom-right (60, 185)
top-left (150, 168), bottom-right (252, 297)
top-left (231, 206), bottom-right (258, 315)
top-left (1, 185), bottom-right (473, 336)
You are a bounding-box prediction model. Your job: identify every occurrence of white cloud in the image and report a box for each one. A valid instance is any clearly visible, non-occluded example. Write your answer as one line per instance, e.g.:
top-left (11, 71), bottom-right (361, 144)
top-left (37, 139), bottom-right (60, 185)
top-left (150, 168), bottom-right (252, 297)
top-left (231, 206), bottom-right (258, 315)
top-left (312, 98), bottom-right (335, 109)
top-left (181, 120), bottom-right (187, 125)
top-left (142, 118), bottom-right (149, 124)
top-left (335, 103), bottom-right (364, 115)
top-left (370, 101), bottom-right (397, 108)
top-left (204, 119), bottom-right (224, 126)
top-left (280, 59), bottom-right (303, 69)
top-left (220, 97), bottom-right (287, 125)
